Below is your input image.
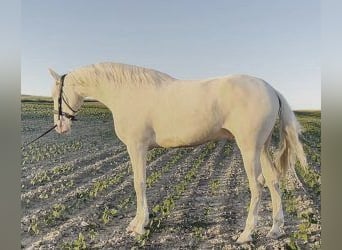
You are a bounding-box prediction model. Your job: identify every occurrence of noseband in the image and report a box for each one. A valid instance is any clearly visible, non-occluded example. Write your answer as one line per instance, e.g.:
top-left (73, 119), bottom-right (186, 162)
top-left (53, 74), bottom-right (78, 121)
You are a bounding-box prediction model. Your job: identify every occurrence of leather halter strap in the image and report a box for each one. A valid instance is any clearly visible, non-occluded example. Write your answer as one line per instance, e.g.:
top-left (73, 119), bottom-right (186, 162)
top-left (55, 74), bottom-right (78, 121)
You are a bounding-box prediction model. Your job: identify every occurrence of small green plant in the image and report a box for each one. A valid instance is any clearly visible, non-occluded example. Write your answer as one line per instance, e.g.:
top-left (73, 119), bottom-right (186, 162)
top-left (146, 171), bottom-right (162, 188)
top-left (204, 207), bottom-right (210, 217)
top-left (52, 163), bottom-right (73, 175)
top-left (28, 217), bottom-right (39, 235)
top-left (209, 179), bottom-right (220, 193)
top-left (52, 204), bottom-right (66, 219)
top-left (285, 234), bottom-right (300, 250)
top-left (301, 211), bottom-right (318, 224)
top-left (74, 232), bottom-right (87, 249)
top-left (294, 221), bottom-right (311, 243)
top-left (296, 162), bottom-right (321, 196)
top-left (224, 142), bottom-right (233, 156)
top-left (62, 232), bottom-right (87, 249)
top-left (207, 142), bottom-right (217, 150)
top-left (118, 196), bottom-right (132, 209)
top-left (151, 197), bottom-right (175, 219)
top-left (31, 171), bottom-right (50, 185)
top-left (146, 148), bottom-right (167, 162)
top-left (193, 226), bottom-right (204, 239)
top-left (282, 188), bottom-right (298, 216)
top-left (175, 182), bottom-right (186, 195)
top-left (89, 172), bottom-right (125, 198)
top-left (135, 228), bottom-right (151, 247)
top-left (45, 203), bottom-right (66, 224)
top-left (76, 188), bottom-right (91, 201)
top-left (101, 207), bottom-right (118, 224)
top-left (89, 180), bottom-right (109, 198)
top-left (88, 229), bottom-right (98, 241)
top-left (161, 198), bottom-right (175, 216)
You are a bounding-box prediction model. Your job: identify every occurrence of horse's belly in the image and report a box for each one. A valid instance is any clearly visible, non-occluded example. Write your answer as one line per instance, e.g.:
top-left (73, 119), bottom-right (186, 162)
top-left (153, 125), bottom-right (233, 148)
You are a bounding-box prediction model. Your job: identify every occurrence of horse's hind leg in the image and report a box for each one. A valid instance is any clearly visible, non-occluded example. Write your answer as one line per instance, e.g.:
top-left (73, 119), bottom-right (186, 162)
top-left (236, 142), bottom-right (263, 244)
top-left (261, 139), bottom-right (285, 239)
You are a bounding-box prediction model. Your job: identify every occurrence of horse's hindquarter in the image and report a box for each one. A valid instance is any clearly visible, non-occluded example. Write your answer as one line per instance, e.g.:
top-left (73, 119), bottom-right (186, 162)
top-left (217, 75), bottom-right (279, 144)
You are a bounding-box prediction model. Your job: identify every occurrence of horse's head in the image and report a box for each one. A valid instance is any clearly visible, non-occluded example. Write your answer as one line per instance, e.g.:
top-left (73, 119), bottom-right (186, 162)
top-left (49, 68), bottom-right (83, 134)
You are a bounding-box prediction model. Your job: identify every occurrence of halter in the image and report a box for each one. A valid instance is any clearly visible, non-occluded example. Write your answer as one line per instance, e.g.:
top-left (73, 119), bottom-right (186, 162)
top-left (53, 74), bottom-right (78, 121)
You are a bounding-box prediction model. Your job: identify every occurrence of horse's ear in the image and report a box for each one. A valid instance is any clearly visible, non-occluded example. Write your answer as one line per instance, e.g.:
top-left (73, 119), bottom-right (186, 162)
top-left (48, 68), bottom-right (61, 83)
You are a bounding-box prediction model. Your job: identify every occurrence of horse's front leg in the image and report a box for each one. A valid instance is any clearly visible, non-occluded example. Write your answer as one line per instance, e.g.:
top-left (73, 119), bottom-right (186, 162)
top-left (126, 143), bottom-right (149, 235)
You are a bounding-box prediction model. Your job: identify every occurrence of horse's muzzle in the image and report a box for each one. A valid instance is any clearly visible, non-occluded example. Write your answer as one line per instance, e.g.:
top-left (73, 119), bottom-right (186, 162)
top-left (55, 119), bottom-right (71, 134)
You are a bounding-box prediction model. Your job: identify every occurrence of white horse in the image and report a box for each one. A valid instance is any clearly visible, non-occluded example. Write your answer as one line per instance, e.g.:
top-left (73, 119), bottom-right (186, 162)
top-left (49, 62), bottom-right (307, 244)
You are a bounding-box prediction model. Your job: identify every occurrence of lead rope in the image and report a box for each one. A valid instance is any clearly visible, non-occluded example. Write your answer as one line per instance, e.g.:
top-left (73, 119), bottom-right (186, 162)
top-left (22, 124), bottom-right (57, 148)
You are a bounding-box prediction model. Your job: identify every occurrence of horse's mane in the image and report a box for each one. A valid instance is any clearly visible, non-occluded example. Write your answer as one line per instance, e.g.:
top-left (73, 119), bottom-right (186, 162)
top-left (69, 62), bottom-right (176, 87)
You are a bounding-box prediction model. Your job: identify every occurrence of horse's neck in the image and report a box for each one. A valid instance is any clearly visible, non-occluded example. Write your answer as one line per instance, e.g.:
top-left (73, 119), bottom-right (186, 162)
top-left (74, 80), bottom-right (117, 110)
top-left (73, 75), bottom-right (175, 113)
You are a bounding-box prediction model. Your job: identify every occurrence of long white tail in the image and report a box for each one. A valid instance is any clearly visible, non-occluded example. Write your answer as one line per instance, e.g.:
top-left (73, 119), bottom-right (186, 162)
top-left (274, 91), bottom-right (308, 177)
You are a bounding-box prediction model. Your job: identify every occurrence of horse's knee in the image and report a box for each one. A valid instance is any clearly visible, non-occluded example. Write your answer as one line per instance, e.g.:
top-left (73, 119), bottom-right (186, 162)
top-left (257, 173), bottom-right (265, 186)
top-left (266, 179), bottom-right (281, 192)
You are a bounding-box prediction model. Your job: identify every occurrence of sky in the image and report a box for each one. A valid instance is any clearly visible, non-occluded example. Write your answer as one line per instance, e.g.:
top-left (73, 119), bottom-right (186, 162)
top-left (22, 1), bottom-right (320, 110)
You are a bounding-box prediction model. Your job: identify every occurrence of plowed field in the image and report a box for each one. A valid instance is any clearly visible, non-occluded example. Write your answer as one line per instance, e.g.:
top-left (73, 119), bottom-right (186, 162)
top-left (21, 101), bottom-right (321, 249)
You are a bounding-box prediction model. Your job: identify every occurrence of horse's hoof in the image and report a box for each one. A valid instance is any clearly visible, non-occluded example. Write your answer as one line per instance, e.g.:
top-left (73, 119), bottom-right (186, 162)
top-left (266, 229), bottom-right (285, 239)
top-left (126, 220), bottom-right (146, 236)
top-left (127, 230), bottom-right (142, 238)
top-left (127, 227), bottom-right (146, 236)
top-left (236, 233), bottom-right (252, 244)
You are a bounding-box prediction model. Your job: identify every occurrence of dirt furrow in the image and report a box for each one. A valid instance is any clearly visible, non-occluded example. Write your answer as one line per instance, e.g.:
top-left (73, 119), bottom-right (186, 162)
top-left (21, 139), bottom-right (122, 176)
top-left (101, 143), bottom-right (219, 249)
top-left (148, 143), bottom-right (250, 249)
top-left (21, 151), bottom-right (128, 212)
top-left (22, 147), bottom-right (174, 226)
top-left (295, 167), bottom-right (321, 209)
top-left (303, 143), bottom-right (321, 173)
top-left (21, 144), bottom-right (125, 190)
top-left (21, 117), bottom-right (114, 142)
top-left (22, 147), bottom-right (171, 219)
top-left (281, 169), bottom-right (321, 249)
top-left (146, 141), bottom-right (228, 247)
top-left (57, 145), bottom-right (208, 249)
top-left (22, 148), bottom-right (188, 249)
top-left (203, 147), bottom-right (250, 248)
top-left (21, 158), bottom-right (131, 229)
top-left (23, 177), bottom-right (133, 249)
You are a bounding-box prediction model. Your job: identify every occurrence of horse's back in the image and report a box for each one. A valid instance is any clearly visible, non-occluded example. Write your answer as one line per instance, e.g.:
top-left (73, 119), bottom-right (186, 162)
top-left (160, 74), bottom-right (275, 119)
